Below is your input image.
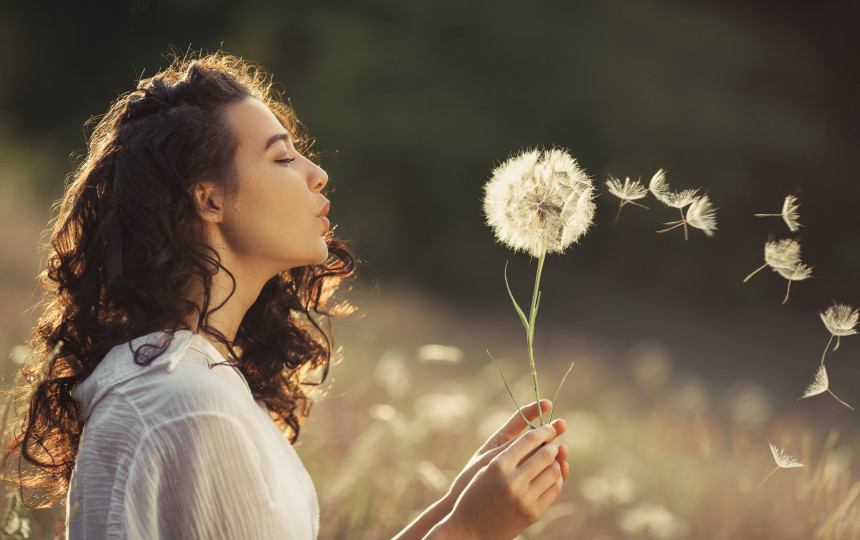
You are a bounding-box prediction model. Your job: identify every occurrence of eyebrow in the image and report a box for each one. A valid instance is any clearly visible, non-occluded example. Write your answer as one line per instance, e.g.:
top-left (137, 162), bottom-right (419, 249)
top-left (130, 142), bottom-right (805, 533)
top-left (265, 133), bottom-right (289, 151)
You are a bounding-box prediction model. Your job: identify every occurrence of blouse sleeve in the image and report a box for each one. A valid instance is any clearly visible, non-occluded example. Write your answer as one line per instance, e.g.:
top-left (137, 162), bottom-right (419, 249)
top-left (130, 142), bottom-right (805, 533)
top-left (123, 411), bottom-right (303, 540)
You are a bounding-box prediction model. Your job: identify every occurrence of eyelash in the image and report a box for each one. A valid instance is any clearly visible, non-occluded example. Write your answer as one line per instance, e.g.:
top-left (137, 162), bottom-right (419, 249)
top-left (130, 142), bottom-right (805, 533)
top-left (275, 158), bottom-right (296, 164)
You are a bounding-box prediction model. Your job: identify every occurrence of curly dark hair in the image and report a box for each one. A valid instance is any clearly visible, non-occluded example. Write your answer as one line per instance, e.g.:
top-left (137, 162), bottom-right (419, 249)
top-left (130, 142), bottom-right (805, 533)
top-left (2, 51), bottom-right (355, 507)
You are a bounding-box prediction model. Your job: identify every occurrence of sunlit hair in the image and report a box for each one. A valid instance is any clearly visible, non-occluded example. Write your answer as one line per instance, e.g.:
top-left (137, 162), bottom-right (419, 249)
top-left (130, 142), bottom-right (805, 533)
top-left (2, 51), bottom-right (355, 506)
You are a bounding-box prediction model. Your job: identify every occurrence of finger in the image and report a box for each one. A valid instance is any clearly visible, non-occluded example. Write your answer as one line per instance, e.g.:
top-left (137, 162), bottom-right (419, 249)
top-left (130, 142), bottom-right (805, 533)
top-left (470, 437), bottom-right (517, 470)
top-left (496, 424), bottom-right (556, 471)
top-left (514, 418), bottom-right (567, 465)
top-left (535, 474), bottom-right (564, 512)
top-left (498, 423), bottom-right (558, 466)
top-left (517, 442), bottom-right (560, 480)
top-left (530, 460), bottom-right (563, 495)
top-left (557, 445), bottom-right (570, 481)
top-left (550, 418), bottom-right (567, 438)
top-left (486, 400), bottom-right (553, 449)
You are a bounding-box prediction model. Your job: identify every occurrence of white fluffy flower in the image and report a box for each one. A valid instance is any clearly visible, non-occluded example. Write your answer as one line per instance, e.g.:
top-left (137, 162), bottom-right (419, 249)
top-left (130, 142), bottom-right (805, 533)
top-left (484, 148), bottom-right (596, 257)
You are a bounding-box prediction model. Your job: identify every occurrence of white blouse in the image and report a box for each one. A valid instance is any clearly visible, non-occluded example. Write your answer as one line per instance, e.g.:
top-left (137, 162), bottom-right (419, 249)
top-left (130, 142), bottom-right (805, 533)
top-left (67, 330), bottom-right (319, 539)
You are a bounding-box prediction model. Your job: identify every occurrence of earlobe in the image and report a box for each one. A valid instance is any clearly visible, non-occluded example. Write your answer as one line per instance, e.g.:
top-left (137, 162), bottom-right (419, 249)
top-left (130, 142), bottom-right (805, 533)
top-left (191, 182), bottom-right (225, 223)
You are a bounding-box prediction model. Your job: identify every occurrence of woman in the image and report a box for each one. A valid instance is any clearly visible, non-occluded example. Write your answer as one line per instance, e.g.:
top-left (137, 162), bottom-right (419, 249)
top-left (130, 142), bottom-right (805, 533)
top-left (4, 51), bottom-right (569, 539)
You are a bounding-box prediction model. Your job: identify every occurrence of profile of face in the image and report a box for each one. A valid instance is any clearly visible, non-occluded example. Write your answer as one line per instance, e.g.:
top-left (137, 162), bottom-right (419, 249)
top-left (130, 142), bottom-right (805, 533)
top-left (199, 97), bottom-right (331, 277)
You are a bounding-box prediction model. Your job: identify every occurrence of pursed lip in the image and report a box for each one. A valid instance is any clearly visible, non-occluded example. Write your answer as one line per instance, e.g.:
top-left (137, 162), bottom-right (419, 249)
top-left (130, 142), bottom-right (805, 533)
top-left (317, 200), bottom-right (330, 218)
top-left (317, 200), bottom-right (331, 233)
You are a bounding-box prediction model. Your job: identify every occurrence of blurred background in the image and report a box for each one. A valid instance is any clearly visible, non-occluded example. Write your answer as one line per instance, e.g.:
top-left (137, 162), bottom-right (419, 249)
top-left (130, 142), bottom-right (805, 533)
top-left (0, 0), bottom-right (859, 538)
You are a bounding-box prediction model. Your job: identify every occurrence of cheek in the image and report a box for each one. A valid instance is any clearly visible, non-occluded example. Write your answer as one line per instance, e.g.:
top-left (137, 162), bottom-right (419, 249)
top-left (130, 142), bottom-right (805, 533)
top-left (224, 185), bottom-right (306, 255)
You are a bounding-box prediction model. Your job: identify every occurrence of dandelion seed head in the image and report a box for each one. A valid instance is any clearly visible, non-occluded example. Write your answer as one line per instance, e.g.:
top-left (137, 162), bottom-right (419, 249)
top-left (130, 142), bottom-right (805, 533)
top-left (801, 365), bottom-right (829, 398)
top-left (781, 195), bottom-right (802, 232)
top-left (763, 239), bottom-right (802, 270)
top-left (768, 442), bottom-right (804, 469)
top-left (484, 148), bottom-right (595, 257)
top-left (606, 176), bottom-right (649, 201)
top-left (686, 195), bottom-right (718, 236)
top-left (820, 303), bottom-right (859, 337)
top-left (776, 262), bottom-right (813, 282)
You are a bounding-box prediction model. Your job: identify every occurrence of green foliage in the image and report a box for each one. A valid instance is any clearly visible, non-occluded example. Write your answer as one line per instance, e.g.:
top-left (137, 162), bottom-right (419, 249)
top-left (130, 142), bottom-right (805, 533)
top-left (0, 1), bottom-right (857, 303)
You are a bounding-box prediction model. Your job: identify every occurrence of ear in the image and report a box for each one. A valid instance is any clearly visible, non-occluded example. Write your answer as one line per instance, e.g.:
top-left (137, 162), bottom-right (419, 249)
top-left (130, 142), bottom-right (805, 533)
top-left (191, 181), bottom-right (225, 223)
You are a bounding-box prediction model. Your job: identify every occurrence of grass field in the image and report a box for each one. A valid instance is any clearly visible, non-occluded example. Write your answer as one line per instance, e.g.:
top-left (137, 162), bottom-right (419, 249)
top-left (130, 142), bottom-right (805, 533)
top-left (0, 204), bottom-right (858, 539)
top-left (295, 286), bottom-right (860, 539)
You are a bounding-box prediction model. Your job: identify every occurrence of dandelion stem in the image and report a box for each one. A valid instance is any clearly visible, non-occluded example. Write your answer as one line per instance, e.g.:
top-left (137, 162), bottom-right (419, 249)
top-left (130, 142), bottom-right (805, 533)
top-left (744, 264), bottom-right (767, 283)
top-left (827, 388), bottom-right (855, 411)
top-left (613, 203), bottom-right (623, 228)
top-left (754, 213), bottom-right (781, 217)
top-left (834, 336), bottom-right (841, 352)
top-left (757, 466), bottom-right (779, 490)
top-left (679, 207), bottom-right (688, 241)
top-left (527, 247), bottom-right (547, 425)
top-left (821, 334), bottom-right (834, 366)
top-left (782, 280), bottom-right (792, 304)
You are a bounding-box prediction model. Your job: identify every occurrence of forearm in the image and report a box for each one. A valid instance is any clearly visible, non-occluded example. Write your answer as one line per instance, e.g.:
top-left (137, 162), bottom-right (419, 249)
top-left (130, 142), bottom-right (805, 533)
top-left (391, 493), bottom-right (457, 540)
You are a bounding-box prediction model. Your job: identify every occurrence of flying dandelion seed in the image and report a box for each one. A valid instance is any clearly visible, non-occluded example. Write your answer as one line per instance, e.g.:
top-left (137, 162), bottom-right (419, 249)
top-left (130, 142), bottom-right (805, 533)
top-left (647, 169), bottom-right (671, 205)
top-left (819, 303), bottom-right (859, 365)
top-left (657, 194), bottom-right (718, 239)
top-left (743, 238), bottom-right (803, 284)
top-left (648, 169), bottom-right (700, 239)
top-left (605, 176), bottom-right (649, 226)
top-left (686, 195), bottom-right (718, 237)
top-left (799, 365), bottom-right (854, 410)
top-left (483, 147), bottom-right (594, 425)
top-left (758, 442), bottom-right (804, 490)
top-left (775, 262), bottom-right (813, 304)
top-left (484, 148), bottom-right (595, 258)
top-left (754, 195), bottom-right (802, 232)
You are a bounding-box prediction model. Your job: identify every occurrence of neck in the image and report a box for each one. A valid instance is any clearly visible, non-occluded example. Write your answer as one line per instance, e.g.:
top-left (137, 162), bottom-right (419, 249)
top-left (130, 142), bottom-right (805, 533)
top-left (185, 255), bottom-right (274, 362)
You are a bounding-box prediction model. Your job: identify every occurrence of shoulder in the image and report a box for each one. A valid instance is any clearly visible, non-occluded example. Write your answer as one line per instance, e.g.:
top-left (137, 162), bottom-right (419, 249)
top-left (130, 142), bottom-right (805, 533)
top-left (77, 330), bottom-right (260, 430)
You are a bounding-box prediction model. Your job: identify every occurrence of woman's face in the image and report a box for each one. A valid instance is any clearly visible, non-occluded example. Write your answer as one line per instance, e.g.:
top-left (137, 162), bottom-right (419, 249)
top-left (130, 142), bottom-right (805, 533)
top-left (216, 97), bottom-right (330, 274)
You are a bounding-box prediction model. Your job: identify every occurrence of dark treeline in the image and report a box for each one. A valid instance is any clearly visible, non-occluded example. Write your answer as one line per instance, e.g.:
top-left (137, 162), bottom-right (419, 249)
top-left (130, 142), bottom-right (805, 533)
top-left (1, 0), bottom-right (857, 312)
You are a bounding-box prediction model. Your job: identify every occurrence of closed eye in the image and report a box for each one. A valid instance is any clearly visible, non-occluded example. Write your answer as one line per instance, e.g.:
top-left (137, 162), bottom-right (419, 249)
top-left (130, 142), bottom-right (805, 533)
top-left (275, 158), bottom-right (296, 164)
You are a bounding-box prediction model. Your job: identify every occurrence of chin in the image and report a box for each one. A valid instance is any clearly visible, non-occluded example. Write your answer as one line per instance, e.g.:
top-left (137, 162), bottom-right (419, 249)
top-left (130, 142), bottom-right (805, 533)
top-left (286, 248), bottom-right (330, 271)
top-left (313, 246), bottom-right (331, 265)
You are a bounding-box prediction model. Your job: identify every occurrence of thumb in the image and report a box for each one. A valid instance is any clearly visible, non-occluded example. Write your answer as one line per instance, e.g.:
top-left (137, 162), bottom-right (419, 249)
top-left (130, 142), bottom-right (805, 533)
top-left (485, 400), bottom-right (552, 450)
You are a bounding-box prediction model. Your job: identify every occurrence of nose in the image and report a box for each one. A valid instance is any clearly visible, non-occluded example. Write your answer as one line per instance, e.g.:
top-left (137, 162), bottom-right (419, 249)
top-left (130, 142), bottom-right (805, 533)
top-left (310, 163), bottom-right (328, 193)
